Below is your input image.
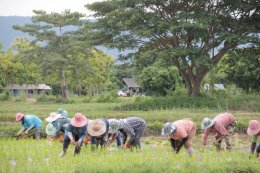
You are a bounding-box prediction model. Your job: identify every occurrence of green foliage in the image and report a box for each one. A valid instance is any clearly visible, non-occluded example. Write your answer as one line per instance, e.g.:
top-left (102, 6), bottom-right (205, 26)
top-left (138, 63), bottom-right (181, 96)
top-left (219, 48), bottom-right (260, 92)
top-left (95, 92), bottom-right (118, 103)
top-left (86, 0), bottom-right (260, 96)
top-left (115, 95), bottom-right (260, 112)
top-left (0, 139), bottom-right (259, 173)
top-left (0, 91), bottom-right (10, 101)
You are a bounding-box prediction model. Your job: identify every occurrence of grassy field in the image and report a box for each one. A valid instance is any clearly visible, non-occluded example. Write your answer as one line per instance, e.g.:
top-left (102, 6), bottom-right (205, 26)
top-left (0, 100), bottom-right (259, 138)
top-left (0, 98), bottom-right (259, 172)
top-left (0, 138), bottom-right (259, 173)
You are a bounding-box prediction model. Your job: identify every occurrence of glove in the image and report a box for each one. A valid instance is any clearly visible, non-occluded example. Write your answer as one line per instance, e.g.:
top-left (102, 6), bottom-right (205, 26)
top-left (125, 143), bottom-right (132, 149)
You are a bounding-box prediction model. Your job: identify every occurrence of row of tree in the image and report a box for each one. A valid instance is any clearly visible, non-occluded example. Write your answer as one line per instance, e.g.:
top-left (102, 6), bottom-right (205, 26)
top-left (0, 0), bottom-right (259, 98)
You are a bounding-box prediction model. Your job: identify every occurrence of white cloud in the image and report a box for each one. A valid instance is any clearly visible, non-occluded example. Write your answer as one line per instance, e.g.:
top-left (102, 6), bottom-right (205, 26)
top-left (0, 0), bottom-right (104, 16)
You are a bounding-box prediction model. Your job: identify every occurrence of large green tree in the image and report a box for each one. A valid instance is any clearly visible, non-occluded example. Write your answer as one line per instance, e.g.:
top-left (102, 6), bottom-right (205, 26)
top-left (13, 10), bottom-right (87, 98)
top-left (218, 47), bottom-right (260, 92)
top-left (86, 0), bottom-right (259, 96)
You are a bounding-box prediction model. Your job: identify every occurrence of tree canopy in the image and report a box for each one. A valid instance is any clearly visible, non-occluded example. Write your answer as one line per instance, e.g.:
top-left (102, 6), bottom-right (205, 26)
top-left (86, 0), bottom-right (260, 96)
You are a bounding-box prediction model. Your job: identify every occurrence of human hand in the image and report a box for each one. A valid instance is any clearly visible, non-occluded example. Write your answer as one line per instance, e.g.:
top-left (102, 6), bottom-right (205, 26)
top-left (70, 139), bottom-right (76, 145)
top-left (24, 131), bottom-right (29, 134)
top-left (76, 139), bottom-right (82, 147)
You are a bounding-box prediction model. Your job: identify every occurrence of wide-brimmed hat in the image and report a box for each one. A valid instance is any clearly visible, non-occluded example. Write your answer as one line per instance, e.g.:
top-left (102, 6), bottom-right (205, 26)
top-left (161, 122), bottom-right (177, 136)
top-left (70, 113), bottom-right (88, 127)
top-left (45, 112), bottom-right (61, 122)
top-left (87, 119), bottom-right (106, 136)
top-left (247, 120), bottom-right (260, 136)
top-left (16, 113), bottom-right (24, 121)
top-left (108, 119), bottom-right (123, 134)
top-left (201, 118), bottom-right (215, 130)
top-left (45, 123), bottom-right (56, 137)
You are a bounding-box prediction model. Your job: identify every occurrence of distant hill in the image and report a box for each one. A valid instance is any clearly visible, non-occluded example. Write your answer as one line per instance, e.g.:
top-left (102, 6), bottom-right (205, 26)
top-left (0, 16), bottom-right (130, 59)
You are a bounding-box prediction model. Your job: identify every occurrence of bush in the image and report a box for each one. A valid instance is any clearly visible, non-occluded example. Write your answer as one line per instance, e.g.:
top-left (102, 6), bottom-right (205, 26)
top-left (82, 96), bottom-right (93, 103)
top-left (0, 91), bottom-right (10, 101)
top-left (96, 92), bottom-right (117, 103)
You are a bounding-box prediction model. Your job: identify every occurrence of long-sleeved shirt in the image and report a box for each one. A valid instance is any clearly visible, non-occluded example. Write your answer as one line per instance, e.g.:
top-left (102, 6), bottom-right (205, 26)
top-left (90, 118), bottom-right (109, 144)
top-left (171, 119), bottom-right (195, 140)
top-left (120, 117), bottom-right (146, 144)
top-left (202, 112), bottom-right (235, 144)
top-left (22, 115), bottom-right (42, 129)
top-left (67, 123), bottom-right (87, 141)
top-left (52, 117), bottom-right (70, 136)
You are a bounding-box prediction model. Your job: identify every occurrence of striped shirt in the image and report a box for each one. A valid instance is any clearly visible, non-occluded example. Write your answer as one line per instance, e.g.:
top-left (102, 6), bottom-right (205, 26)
top-left (121, 117), bottom-right (146, 144)
top-left (202, 113), bottom-right (236, 144)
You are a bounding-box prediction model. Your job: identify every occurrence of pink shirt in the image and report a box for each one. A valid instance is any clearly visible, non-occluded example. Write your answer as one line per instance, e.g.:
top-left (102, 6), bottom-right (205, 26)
top-left (171, 119), bottom-right (194, 140)
top-left (202, 113), bottom-right (235, 144)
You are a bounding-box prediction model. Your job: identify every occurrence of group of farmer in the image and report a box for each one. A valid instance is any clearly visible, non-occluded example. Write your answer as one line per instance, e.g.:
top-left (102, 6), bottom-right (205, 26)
top-left (15, 110), bottom-right (259, 159)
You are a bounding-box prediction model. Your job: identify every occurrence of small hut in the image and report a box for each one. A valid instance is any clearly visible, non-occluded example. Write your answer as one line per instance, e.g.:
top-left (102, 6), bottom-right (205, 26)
top-left (5, 84), bottom-right (51, 96)
top-left (122, 78), bottom-right (141, 96)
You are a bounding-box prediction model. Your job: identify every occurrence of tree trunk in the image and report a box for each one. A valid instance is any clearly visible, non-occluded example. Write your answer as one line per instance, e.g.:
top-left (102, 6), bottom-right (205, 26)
top-left (61, 67), bottom-right (67, 99)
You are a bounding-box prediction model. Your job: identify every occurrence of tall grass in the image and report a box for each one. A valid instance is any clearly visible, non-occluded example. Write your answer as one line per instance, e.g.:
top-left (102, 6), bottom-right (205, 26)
top-left (0, 139), bottom-right (258, 173)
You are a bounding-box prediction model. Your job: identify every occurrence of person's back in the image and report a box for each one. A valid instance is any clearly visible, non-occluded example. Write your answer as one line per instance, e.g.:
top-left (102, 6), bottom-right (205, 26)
top-left (213, 112), bottom-right (235, 129)
top-left (24, 115), bottom-right (42, 128)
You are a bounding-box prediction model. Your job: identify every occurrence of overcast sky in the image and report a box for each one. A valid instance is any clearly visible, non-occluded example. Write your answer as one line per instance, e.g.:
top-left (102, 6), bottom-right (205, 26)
top-left (0, 0), bottom-right (104, 16)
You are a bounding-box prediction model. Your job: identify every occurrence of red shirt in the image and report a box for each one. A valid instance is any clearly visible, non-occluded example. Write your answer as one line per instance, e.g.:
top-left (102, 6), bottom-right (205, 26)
top-left (202, 113), bottom-right (235, 144)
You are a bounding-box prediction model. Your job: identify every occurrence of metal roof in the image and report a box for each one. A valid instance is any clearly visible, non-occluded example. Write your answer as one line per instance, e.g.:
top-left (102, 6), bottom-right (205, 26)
top-left (122, 78), bottom-right (140, 88)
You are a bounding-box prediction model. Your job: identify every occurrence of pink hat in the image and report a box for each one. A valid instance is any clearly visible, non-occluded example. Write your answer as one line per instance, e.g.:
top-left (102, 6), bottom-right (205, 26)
top-left (70, 113), bottom-right (88, 127)
top-left (16, 113), bottom-right (24, 121)
top-left (247, 120), bottom-right (260, 136)
top-left (45, 112), bottom-right (61, 122)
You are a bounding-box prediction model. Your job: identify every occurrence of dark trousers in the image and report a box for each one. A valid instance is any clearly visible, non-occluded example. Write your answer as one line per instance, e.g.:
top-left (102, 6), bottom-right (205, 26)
top-left (131, 124), bottom-right (147, 148)
top-left (63, 133), bottom-right (83, 155)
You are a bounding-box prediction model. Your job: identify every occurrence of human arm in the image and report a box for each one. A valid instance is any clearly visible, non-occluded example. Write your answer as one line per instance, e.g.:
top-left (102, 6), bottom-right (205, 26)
top-left (201, 129), bottom-right (210, 145)
top-left (250, 135), bottom-right (258, 154)
top-left (16, 127), bottom-right (26, 136)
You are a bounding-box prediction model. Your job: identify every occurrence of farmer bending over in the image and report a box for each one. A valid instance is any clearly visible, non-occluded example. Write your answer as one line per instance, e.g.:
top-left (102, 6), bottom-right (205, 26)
top-left (15, 113), bottom-right (42, 139)
top-left (45, 112), bottom-right (70, 141)
top-left (247, 120), bottom-right (260, 160)
top-left (161, 119), bottom-right (196, 156)
top-left (119, 117), bottom-right (147, 150)
top-left (107, 119), bottom-right (124, 148)
top-left (201, 112), bottom-right (236, 151)
top-left (88, 118), bottom-right (109, 149)
top-left (59, 113), bottom-right (88, 157)
top-left (56, 108), bottom-right (68, 118)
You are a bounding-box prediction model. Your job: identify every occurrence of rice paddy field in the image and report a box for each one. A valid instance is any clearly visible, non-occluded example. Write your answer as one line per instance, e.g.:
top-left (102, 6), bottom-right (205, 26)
top-left (0, 99), bottom-right (259, 172)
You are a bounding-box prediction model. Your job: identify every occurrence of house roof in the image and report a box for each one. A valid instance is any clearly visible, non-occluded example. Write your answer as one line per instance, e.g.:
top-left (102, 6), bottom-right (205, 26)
top-left (5, 84), bottom-right (51, 90)
top-left (122, 78), bottom-right (140, 88)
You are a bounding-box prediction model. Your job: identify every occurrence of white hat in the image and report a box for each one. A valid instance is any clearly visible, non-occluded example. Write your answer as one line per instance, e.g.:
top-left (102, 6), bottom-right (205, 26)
top-left (201, 118), bottom-right (215, 130)
top-left (161, 122), bottom-right (177, 136)
top-left (45, 112), bottom-right (61, 122)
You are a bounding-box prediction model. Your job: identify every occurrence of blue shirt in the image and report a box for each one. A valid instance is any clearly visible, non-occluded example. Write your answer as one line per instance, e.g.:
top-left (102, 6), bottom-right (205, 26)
top-left (22, 115), bottom-right (42, 128)
top-left (67, 124), bottom-right (87, 140)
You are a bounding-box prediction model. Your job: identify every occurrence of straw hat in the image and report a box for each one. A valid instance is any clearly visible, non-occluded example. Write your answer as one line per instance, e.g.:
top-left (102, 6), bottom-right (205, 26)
top-left (201, 118), bottom-right (215, 130)
top-left (87, 119), bottom-right (106, 136)
top-left (247, 120), bottom-right (260, 136)
top-left (70, 113), bottom-right (88, 127)
top-left (16, 113), bottom-right (24, 121)
top-left (45, 112), bottom-right (61, 122)
top-left (161, 122), bottom-right (177, 136)
top-left (108, 119), bottom-right (123, 134)
top-left (45, 123), bottom-right (56, 137)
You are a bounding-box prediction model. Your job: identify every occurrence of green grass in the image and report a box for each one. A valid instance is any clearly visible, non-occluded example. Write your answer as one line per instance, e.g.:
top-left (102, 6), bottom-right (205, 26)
top-left (0, 139), bottom-right (259, 173)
